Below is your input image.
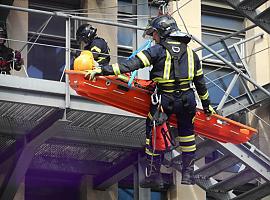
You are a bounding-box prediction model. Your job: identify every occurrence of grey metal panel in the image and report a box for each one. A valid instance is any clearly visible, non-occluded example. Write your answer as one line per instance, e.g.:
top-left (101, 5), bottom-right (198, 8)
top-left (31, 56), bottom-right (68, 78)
top-left (35, 142), bottom-right (129, 163)
top-left (220, 83), bottom-right (270, 116)
top-left (0, 111), bottom-right (65, 200)
top-left (232, 182), bottom-right (270, 200)
top-left (220, 142), bottom-right (270, 181)
top-left (93, 151), bottom-right (139, 190)
top-left (0, 135), bottom-right (16, 152)
top-left (195, 155), bottom-right (240, 178)
top-left (0, 101), bottom-right (56, 135)
top-left (64, 110), bottom-right (145, 148)
top-left (195, 139), bottom-right (221, 159)
top-left (224, 0), bottom-right (270, 33)
top-left (0, 75), bottom-right (141, 117)
top-left (238, 0), bottom-right (269, 10)
top-left (30, 156), bottom-right (113, 175)
top-left (256, 6), bottom-right (270, 22)
top-left (208, 168), bottom-right (258, 192)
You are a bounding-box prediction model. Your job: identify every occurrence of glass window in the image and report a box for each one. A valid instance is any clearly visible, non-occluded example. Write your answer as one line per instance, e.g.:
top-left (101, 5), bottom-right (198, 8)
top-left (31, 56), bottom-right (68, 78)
top-left (202, 13), bottom-right (244, 31)
top-left (118, 47), bottom-right (132, 63)
top-left (201, 11), bottom-right (245, 64)
top-left (204, 65), bottom-right (244, 107)
top-left (29, 13), bottom-right (67, 37)
top-left (28, 1), bottom-right (80, 81)
top-left (202, 32), bottom-right (242, 63)
top-left (27, 39), bottom-right (66, 81)
top-left (118, 0), bottom-right (135, 48)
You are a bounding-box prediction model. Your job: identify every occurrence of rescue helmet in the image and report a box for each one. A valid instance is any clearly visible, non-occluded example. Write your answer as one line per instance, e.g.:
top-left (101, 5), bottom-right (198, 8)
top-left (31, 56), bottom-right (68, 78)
top-left (0, 26), bottom-right (7, 44)
top-left (143, 15), bottom-right (178, 38)
top-left (169, 30), bottom-right (191, 44)
top-left (73, 50), bottom-right (94, 71)
top-left (76, 24), bottom-right (97, 44)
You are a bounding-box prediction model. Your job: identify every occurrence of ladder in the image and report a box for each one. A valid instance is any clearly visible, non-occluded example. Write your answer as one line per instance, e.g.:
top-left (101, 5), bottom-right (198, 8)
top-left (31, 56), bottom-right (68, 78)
top-left (223, 0), bottom-right (270, 34)
top-left (167, 137), bottom-right (270, 200)
top-left (165, 8), bottom-right (270, 198)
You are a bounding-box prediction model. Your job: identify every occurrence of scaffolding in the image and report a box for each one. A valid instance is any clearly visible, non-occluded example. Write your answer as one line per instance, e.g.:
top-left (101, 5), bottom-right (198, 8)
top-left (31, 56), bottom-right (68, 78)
top-left (0, 1), bottom-right (270, 199)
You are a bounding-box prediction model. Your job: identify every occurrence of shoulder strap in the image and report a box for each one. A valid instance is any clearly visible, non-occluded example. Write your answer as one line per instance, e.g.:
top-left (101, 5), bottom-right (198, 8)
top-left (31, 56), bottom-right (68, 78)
top-left (160, 40), bottom-right (187, 79)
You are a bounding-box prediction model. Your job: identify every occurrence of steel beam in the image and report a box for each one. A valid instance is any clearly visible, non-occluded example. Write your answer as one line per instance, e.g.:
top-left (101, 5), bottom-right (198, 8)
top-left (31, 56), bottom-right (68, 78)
top-left (220, 142), bottom-right (270, 181)
top-left (208, 168), bottom-right (258, 192)
top-left (232, 182), bottom-right (270, 200)
top-left (224, 0), bottom-right (270, 33)
top-left (0, 135), bottom-right (25, 165)
top-left (195, 155), bottom-right (239, 178)
top-left (0, 109), bottom-right (65, 200)
top-left (138, 157), bottom-right (151, 200)
top-left (30, 156), bottom-right (112, 175)
top-left (53, 128), bottom-right (143, 149)
top-left (0, 4), bottom-right (145, 31)
top-left (93, 151), bottom-right (140, 190)
top-left (0, 75), bottom-right (141, 118)
top-left (220, 83), bottom-right (270, 116)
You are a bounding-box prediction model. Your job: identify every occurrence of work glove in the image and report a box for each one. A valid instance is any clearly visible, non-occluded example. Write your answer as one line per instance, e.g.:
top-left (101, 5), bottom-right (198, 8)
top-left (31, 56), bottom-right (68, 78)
top-left (203, 105), bottom-right (216, 116)
top-left (84, 67), bottom-right (102, 81)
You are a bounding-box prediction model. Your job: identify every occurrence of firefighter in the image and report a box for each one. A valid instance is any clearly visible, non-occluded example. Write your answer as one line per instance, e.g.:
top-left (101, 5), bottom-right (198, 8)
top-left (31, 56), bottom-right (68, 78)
top-left (85, 15), bottom-right (215, 185)
top-left (0, 26), bottom-right (23, 75)
top-left (76, 23), bottom-right (110, 66)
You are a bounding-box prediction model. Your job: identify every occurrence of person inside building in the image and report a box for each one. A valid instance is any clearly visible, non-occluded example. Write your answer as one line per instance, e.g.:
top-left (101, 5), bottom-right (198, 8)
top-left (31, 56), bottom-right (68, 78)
top-left (84, 14), bottom-right (215, 185)
top-left (0, 26), bottom-right (24, 75)
top-left (76, 23), bottom-right (110, 66)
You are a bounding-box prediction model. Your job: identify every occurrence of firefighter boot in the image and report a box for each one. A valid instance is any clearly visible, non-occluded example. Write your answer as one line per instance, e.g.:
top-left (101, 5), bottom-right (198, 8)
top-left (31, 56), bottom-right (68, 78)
top-left (181, 153), bottom-right (195, 185)
top-left (140, 154), bottom-right (164, 189)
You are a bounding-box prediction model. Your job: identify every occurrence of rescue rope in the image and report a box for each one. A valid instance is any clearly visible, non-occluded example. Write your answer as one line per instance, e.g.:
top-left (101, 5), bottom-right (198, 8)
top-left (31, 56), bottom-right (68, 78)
top-left (127, 39), bottom-right (152, 88)
top-left (146, 92), bottom-right (162, 177)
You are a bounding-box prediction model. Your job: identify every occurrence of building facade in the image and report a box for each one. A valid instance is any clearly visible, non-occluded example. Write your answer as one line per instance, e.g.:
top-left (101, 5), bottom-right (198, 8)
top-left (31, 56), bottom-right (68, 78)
top-left (1, 0), bottom-right (270, 199)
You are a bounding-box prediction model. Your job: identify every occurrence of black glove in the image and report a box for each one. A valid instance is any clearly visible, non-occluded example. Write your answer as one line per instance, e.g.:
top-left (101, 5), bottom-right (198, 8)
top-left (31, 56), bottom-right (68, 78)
top-left (201, 99), bottom-right (216, 116)
top-left (203, 105), bottom-right (216, 116)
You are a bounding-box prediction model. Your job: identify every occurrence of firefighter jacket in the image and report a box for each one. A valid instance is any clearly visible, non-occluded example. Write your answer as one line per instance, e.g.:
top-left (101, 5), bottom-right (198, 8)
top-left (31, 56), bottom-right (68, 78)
top-left (84, 37), bottom-right (110, 66)
top-left (0, 44), bottom-right (22, 74)
top-left (101, 39), bottom-right (210, 105)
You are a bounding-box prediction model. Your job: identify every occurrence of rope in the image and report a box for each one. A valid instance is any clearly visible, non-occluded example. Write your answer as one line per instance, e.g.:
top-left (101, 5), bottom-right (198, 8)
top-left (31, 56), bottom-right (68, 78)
top-left (127, 40), bottom-right (152, 88)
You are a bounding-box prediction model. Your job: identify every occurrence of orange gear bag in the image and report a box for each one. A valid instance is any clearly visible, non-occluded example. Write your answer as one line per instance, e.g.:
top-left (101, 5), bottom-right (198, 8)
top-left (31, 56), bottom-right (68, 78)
top-left (152, 122), bottom-right (172, 151)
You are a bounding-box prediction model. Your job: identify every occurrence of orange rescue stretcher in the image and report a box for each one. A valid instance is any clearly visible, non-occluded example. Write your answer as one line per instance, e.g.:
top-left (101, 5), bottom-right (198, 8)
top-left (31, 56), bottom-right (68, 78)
top-left (66, 70), bottom-right (257, 144)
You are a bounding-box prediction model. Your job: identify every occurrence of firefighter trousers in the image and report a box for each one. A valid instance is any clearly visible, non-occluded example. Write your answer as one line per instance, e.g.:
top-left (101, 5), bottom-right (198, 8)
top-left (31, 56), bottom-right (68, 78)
top-left (146, 89), bottom-right (197, 155)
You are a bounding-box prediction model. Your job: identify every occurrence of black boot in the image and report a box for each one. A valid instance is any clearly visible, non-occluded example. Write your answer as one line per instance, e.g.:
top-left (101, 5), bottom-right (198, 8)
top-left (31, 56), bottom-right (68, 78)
top-left (181, 153), bottom-right (195, 185)
top-left (140, 154), bottom-right (164, 189)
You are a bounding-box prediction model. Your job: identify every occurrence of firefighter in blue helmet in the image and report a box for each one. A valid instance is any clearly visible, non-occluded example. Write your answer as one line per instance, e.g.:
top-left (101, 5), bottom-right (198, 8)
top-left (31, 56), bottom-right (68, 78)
top-left (0, 26), bottom-right (23, 75)
top-left (85, 15), bottom-right (215, 185)
top-left (76, 24), bottom-right (110, 66)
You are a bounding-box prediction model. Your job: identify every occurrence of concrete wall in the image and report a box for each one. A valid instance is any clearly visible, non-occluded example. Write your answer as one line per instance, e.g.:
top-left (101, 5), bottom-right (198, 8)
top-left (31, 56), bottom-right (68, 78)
top-left (170, 0), bottom-right (202, 51)
top-left (80, 175), bottom-right (118, 200)
top-left (245, 11), bottom-right (270, 156)
top-left (167, 171), bottom-right (206, 200)
top-left (6, 0), bottom-right (28, 77)
top-left (83, 0), bottom-right (118, 64)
